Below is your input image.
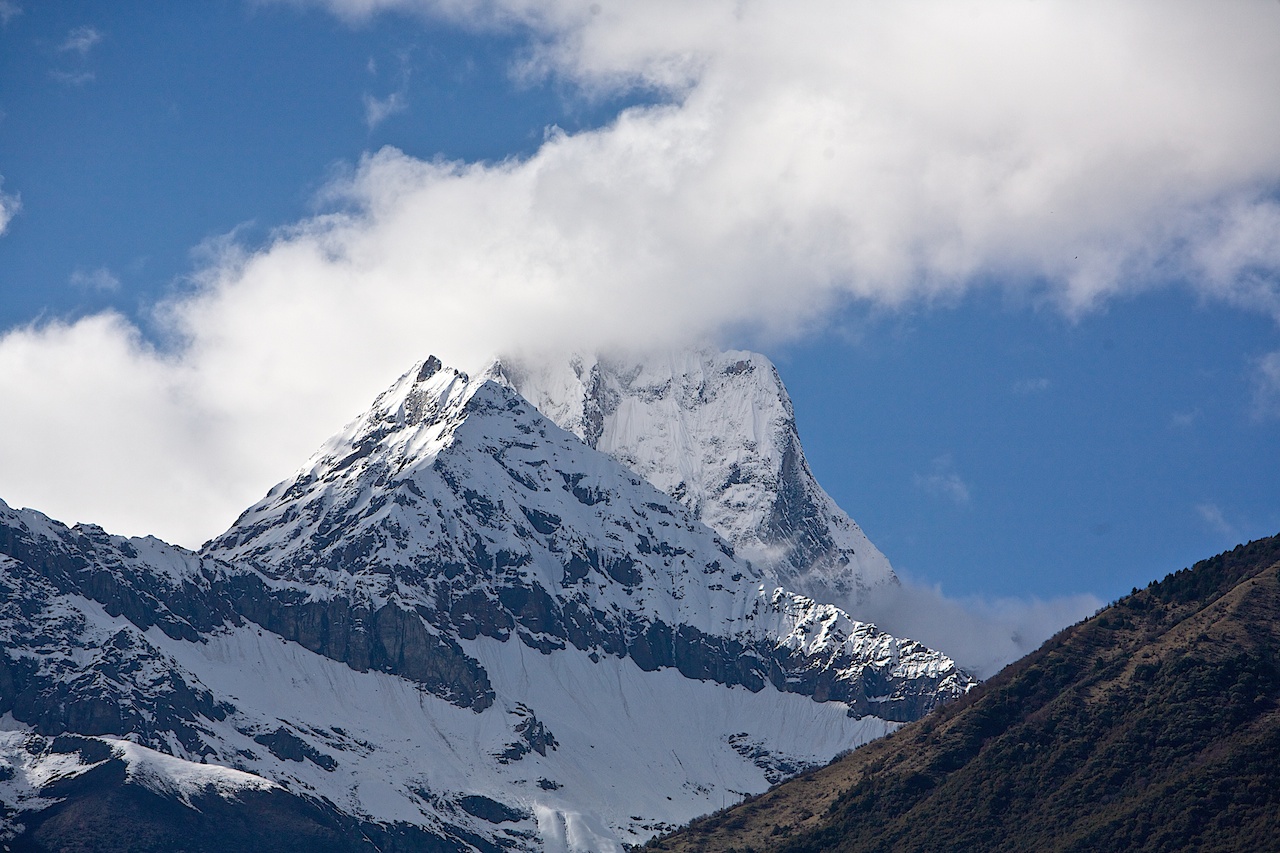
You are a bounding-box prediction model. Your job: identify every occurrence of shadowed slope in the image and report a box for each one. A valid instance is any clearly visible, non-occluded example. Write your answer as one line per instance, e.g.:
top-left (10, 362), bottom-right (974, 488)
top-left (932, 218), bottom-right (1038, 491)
top-left (648, 534), bottom-right (1280, 853)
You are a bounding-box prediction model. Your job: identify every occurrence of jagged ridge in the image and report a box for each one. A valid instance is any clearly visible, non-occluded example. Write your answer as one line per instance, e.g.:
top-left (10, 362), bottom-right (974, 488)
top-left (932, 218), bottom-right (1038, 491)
top-left (205, 356), bottom-right (964, 719)
top-left (497, 349), bottom-right (895, 610)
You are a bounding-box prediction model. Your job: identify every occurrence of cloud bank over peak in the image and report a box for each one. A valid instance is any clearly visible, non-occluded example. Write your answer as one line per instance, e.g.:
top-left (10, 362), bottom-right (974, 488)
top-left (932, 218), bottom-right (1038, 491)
top-left (300, 0), bottom-right (1280, 302)
top-left (2, 1), bottom-right (1280, 549)
top-left (219, 0), bottom-right (1280, 329)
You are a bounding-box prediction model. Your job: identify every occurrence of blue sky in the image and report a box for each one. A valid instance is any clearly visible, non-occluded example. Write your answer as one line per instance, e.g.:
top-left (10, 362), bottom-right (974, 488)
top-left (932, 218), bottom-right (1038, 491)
top-left (0, 2), bottom-right (626, 323)
top-left (2, 0), bottom-right (1279, 620)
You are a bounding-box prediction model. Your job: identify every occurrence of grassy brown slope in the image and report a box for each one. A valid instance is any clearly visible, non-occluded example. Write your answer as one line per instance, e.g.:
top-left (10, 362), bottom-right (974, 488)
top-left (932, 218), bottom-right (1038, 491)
top-left (648, 535), bottom-right (1280, 853)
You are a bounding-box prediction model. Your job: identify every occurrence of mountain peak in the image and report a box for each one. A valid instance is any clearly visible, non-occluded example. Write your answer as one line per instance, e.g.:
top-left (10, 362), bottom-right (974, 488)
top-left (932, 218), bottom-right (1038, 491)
top-left (1, 353), bottom-right (973, 851)
top-left (415, 354), bottom-right (444, 383)
top-left (499, 347), bottom-right (896, 609)
top-left (278, 354), bottom-right (519, 490)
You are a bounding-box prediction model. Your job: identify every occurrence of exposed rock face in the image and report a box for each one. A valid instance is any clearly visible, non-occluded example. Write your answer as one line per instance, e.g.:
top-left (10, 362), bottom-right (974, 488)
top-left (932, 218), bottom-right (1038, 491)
top-left (223, 580), bottom-right (495, 711)
top-left (0, 512), bottom-right (237, 752)
top-left (0, 353), bottom-right (972, 852)
top-left (0, 497), bottom-right (494, 716)
top-left (497, 349), bottom-right (896, 610)
top-left (0, 731), bottom-right (461, 853)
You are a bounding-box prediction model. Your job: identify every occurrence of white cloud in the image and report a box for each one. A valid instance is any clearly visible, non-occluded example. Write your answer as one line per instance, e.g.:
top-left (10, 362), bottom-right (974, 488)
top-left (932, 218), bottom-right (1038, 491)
top-left (0, 314), bottom-right (260, 544)
top-left (0, 178), bottom-right (18, 236)
top-left (363, 90), bottom-right (406, 129)
top-left (58, 25), bottom-right (102, 55)
top-left (50, 70), bottom-right (95, 86)
top-left (69, 267), bottom-right (121, 292)
top-left (1189, 197), bottom-right (1280, 320)
top-left (3, 1), bottom-right (1280, 545)
top-left (363, 51), bottom-right (412, 129)
top-left (0, 2), bottom-right (21, 26)
top-left (1196, 502), bottom-right (1241, 542)
top-left (1252, 351), bottom-right (1280, 420)
top-left (915, 455), bottom-right (971, 506)
top-left (1012, 377), bottom-right (1050, 395)
top-left (861, 577), bottom-right (1101, 679)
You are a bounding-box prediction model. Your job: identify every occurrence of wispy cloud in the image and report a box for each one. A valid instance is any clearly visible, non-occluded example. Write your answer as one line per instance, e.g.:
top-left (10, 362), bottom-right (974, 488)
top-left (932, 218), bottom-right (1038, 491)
top-left (52, 25), bottom-right (103, 86)
top-left (363, 90), bottom-right (407, 129)
top-left (1191, 196), bottom-right (1280, 322)
top-left (49, 70), bottom-right (95, 86)
top-left (0, 2), bottom-right (21, 26)
top-left (1252, 351), bottom-right (1280, 421)
top-left (58, 25), bottom-right (102, 56)
top-left (862, 577), bottom-right (1101, 679)
top-left (915, 455), bottom-right (971, 506)
top-left (1012, 377), bottom-right (1050, 395)
top-left (69, 267), bottom-right (121, 293)
top-left (0, 178), bottom-right (20, 236)
top-left (1196, 502), bottom-right (1241, 542)
top-left (362, 50), bottom-right (412, 130)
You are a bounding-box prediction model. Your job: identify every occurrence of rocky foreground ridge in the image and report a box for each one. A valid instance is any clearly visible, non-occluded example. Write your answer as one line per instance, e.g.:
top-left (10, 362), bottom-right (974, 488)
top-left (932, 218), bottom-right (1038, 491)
top-left (0, 351), bottom-right (972, 852)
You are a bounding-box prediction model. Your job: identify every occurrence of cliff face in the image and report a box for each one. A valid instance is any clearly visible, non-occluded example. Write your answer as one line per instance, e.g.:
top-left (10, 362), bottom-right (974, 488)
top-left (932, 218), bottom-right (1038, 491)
top-left (498, 349), bottom-right (896, 611)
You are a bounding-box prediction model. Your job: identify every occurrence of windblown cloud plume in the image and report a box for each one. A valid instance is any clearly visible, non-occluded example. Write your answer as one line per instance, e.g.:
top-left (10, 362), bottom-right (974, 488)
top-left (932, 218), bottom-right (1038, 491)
top-left (2, 0), bottom-right (1280, 546)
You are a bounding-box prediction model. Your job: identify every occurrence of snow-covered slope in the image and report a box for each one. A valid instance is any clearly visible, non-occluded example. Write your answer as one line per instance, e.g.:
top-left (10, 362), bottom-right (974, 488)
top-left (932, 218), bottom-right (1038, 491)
top-left (497, 350), bottom-right (894, 611)
top-left (205, 356), bottom-right (957, 719)
top-left (0, 730), bottom-right (276, 808)
top-left (0, 355), bottom-right (971, 851)
top-left (0, 727), bottom-right (278, 846)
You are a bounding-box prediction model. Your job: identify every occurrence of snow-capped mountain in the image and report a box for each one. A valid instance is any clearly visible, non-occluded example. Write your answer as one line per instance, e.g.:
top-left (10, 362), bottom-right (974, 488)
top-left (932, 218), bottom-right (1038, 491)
top-left (0, 353), bottom-right (972, 852)
top-left (497, 350), bottom-right (894, 610)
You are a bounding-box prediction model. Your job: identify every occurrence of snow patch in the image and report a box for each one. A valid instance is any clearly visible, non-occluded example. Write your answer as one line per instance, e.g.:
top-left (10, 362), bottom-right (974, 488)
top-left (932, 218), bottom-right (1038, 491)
top-left (107, 737), bottom-right (277, 804)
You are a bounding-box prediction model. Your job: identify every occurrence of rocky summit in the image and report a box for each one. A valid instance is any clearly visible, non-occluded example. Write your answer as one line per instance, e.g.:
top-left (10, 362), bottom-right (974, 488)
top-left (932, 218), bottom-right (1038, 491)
top-left (0, 351), bottom-right (972, 852)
